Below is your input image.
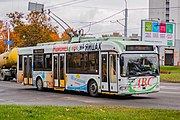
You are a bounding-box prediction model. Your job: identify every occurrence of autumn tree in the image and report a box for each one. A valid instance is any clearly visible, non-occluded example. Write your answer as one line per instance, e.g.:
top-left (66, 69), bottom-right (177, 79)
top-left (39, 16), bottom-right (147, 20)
top-left (0, 20), bottom-right (8, 53)
top-left (6, 12), bottom-right (24, 27)
top-left (7, 11), bottom-right (60, 47)
top-left (26, 11), bottom-right (58, 33)
top-left (0, 40), bottom-right (6, 54)
top-left (61, 28), bottom-right (74, 41)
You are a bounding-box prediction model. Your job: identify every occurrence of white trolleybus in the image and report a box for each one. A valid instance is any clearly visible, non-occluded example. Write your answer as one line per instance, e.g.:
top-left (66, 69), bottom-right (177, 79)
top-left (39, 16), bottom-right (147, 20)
top-left (17, 37), bottom-right (160, 96)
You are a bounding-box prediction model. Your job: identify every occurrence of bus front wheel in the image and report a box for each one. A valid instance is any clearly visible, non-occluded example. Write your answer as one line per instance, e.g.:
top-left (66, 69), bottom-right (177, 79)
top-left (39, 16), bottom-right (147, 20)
top-left (88, 80), bottom-right (98, 97)
top-left (36, 78), bottom-right (43, 91)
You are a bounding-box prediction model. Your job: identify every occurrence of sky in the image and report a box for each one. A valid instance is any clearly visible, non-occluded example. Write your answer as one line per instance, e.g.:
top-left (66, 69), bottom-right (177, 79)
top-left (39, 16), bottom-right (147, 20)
top-left (0, 0), bottom-right (149, 37)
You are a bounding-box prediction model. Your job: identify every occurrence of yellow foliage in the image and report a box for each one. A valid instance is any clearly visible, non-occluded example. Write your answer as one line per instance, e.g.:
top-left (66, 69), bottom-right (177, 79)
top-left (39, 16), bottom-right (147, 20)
top-left (0, 40), bottom-right (6, 54)
top-left (61, 28), bottom-right (73, 41)
top-left (50, 33), bottom-right (60, 41)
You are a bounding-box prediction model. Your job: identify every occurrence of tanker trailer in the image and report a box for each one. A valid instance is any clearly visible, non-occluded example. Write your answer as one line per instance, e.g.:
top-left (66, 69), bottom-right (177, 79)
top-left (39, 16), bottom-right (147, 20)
top-left (0, 48), bottom-right (18, 81)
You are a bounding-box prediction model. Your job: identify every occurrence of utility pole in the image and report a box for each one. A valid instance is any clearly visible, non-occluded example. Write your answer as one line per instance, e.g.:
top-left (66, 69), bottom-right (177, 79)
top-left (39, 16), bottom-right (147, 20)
top-left (7, 28), bottom-right (10, 51)
top-left (124, 0), bottom-right (128, 37)
top-left (124, 8), bottom-right (128, 37)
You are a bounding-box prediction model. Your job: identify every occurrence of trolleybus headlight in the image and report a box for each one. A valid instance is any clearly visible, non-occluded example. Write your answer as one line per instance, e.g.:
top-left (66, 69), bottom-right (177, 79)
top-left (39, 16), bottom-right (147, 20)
top-left (119, 86), bottom-right (130, 91)
top-left (119, 86), bottom-right (126, 90)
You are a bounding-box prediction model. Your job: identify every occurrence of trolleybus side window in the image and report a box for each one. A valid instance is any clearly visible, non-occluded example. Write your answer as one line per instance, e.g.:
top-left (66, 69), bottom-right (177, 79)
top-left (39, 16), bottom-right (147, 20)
top-left (34, 54), bottom-right (52, 71)
top-left (34, 54), bottom-right (44, 71)
top-left (44, 54), bottom-right (52, 71)
top-left (66, 52), bottom-right (99, 74)
top-left (89, 52), bottom-right (99, 73)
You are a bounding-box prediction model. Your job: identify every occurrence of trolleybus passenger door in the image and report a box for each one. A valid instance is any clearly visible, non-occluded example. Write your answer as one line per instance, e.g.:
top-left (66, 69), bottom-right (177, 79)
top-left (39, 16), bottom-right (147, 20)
top-left (101, 53), bottom-right (109, 91)
top-left (23, 56), bottom-right (32, 85)
top-left (53, 54), bottom-right (59, 87)
top-left (17, 55), bottom-right (23, 83)
top-left (109, 54), bottom-right (118, 92)
top-left (59, 54), bottom-right (65, 88)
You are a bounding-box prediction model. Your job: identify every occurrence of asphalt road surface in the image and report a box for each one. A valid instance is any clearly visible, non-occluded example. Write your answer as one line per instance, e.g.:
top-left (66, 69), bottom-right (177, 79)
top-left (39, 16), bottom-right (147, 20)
top-left (0, 80), bottom-right (179, 110)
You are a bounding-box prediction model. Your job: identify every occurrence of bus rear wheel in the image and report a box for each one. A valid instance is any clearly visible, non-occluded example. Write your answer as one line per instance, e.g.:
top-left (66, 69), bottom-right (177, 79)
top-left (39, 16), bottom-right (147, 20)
top-left (36, 78), bottom-right (43, 91)
top-left (0, 72), bottom-right (7, 81)
top-left (88, 80), bottom-right (98, 97)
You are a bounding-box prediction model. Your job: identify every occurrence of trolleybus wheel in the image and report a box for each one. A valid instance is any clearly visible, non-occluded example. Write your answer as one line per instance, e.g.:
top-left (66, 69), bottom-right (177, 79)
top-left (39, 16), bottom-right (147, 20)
top-left (36, 78), bottom-right (43, 91)
top-left (88, 80), bottom-right (98, 97)
top-left (0, 72), bottom-right (7, 81)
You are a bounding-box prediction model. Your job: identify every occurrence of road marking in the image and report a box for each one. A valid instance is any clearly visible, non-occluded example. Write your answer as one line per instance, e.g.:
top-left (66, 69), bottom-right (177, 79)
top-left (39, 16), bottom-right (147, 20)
top-left (160, 86), bottom-right (180, 90)
top-left (159, 91), bottom-right (180, 95)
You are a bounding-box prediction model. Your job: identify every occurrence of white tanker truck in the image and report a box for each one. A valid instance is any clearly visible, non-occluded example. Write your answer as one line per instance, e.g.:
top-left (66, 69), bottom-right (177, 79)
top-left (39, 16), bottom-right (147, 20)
top-left (0, 48), bottom-right (18, 81)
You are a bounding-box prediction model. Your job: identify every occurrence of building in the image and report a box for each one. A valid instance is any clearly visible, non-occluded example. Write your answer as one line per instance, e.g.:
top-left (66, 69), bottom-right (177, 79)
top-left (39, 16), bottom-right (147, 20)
top-left (149, 0), bottom-right (180, 66)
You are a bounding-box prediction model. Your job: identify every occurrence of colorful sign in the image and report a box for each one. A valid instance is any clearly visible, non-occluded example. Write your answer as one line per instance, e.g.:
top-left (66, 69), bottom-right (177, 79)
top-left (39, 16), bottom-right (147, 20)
top-left (166, 24), bottom-right (173, 34)
top-left (160, 23), bottom-right (166, 33)
top-left (152, 22), bottom-right (159, 32)
top-left (141, 20), bottom-right (175, 46)
top-left (145, 22), bottom-right (152, 32)
top-left (53, 42), bottom-right (102, 52)
top-left (53, 46), bottom-right (68, 52)
top-left (80, 42), bottom-right (101, 51)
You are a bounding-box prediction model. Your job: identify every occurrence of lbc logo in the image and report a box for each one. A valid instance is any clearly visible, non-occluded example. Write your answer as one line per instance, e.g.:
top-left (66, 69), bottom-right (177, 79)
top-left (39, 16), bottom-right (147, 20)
top-left (137, 77), bottom-right (154, 88)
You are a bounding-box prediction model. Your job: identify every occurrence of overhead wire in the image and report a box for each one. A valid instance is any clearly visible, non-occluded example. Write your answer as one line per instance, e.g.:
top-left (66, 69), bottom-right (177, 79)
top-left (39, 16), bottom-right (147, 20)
top-left (84, 22), bottom-right (92, 35)
top-left (70, 5), bottom-right (180, 11)
top-left (64, 18), bottom-right (125, 24)
top-left (44, 2), bottom-right (180, 36)
top-left (91, 27), bottom-right (142, 35)
top-left (77, 9), bottom-right (125, 29)
top-left (72, 5), bottom-right (120, 11)
top-left (46, 0), bottom-right (80, 8)
top-left (46, 0), bottom-right (89, 10)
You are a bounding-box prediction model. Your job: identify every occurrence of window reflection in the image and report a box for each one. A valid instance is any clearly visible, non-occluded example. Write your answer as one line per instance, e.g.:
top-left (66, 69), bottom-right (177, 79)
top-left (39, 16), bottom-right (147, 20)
top-left (67, 52), bottom-right (99, 74)
top-left (120, 54), bottom-right (159, 77)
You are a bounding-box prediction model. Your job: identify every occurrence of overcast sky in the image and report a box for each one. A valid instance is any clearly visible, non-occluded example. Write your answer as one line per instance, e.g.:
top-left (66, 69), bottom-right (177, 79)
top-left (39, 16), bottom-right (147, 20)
top-left (0, 0), bottom-right (149, 36)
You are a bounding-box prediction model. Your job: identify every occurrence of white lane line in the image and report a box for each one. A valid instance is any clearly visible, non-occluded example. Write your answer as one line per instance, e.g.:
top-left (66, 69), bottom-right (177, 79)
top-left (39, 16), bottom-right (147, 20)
top-left (160, 86), bottom-right (180, 90)
top-left (159, 91), bottom-right (180, 95)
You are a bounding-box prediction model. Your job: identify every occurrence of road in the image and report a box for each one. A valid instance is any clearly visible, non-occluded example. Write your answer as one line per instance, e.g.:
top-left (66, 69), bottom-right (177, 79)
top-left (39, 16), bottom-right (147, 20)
top-left (0, 81), bottom-right (179, 110)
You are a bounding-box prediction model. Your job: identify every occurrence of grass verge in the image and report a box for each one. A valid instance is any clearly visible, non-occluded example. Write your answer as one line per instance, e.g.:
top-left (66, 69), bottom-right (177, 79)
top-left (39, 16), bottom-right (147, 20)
top-left (160, 74), bottom-right (180, 83)
top-left (0, 105), bottom-right (179, 120)
top-left (160, 66), bottom-right (180, 73)
top-left (160, 66), bottom-right (180, 83)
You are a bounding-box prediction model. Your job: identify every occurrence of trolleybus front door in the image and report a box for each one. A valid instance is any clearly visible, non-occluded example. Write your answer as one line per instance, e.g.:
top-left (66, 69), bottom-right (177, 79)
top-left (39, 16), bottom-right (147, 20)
top-left (101, 53), bottom-right (109, 91)
top-left (109, 53), bottom-right (118, 92)
top-left (101, 53), bottom-right (118, 92)
top-left (59, 54), bottom-right (65, 88)
top-left (23, 56), bottom-right (32, 85)
top-left (53, 55), bottom-right (59, 87)
top-left (53, 54), bottom-right (65, 88)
